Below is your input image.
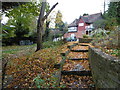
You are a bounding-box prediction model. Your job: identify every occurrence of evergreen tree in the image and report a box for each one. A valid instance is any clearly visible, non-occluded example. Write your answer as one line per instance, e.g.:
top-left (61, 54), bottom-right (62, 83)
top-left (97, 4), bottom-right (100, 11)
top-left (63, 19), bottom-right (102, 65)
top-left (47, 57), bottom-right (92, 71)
top-left (105, 2), bottom-right (120, 25)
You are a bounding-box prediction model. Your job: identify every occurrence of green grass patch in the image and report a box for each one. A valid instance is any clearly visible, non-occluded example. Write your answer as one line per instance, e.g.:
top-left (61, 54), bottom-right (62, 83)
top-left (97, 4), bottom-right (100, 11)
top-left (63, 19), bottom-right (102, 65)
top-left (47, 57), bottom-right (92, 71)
top-left (2, 44), bottom-right (36, 54)
top-left (2, 40), bottom-right (64, 59)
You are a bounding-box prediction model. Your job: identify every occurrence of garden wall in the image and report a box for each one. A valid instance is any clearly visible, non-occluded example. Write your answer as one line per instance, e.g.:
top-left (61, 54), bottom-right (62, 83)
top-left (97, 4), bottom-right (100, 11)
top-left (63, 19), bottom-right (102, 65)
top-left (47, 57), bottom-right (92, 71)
top-left (89, 47), bottom-right (120, 88)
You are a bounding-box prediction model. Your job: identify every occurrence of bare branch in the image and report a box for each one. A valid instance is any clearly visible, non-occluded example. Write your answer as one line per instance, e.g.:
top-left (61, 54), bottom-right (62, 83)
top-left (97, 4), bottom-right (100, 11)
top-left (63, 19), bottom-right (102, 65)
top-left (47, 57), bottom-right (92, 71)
top-left (42, 2), bottom-right (58, 21)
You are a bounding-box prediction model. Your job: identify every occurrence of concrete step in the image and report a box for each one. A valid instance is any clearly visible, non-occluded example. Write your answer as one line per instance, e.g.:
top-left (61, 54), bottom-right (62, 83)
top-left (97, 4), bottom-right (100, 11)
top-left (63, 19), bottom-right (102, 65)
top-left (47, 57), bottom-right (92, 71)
top-left (71, 50), bottom-right (88, 52)
top-left (61, 70), bottom-right (91, 76)
top-left (68, 58), bottom-right (88, 60)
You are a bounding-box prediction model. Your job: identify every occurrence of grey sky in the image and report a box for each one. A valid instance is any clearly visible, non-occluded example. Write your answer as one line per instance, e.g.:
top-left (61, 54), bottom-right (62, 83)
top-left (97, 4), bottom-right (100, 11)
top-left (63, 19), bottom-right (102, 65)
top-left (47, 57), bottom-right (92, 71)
top-left (1, 0), bottom-right (110, 25)
top-left (48, 0), bottom-right (109, 24)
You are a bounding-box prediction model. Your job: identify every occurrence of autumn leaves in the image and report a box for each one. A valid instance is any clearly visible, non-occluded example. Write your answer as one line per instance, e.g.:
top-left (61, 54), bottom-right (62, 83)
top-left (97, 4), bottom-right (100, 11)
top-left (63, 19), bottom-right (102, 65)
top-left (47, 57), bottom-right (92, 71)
top-left (60, 43), bottom-right (95, 88)
top-left (4, 42), bottom-right (95, 88)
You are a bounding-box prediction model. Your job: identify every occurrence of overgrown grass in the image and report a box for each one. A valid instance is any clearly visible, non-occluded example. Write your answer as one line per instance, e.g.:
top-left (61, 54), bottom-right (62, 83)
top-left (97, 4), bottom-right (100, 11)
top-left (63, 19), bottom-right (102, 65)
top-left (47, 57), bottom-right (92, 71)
top-left (2, 44), bottom-right (36, 54)
top-left (83, 35), bottom-right (90, 38)
top-left (3, 40), bottom-right (64, 53)
top-left (2, 40), bottom-right (63, 63)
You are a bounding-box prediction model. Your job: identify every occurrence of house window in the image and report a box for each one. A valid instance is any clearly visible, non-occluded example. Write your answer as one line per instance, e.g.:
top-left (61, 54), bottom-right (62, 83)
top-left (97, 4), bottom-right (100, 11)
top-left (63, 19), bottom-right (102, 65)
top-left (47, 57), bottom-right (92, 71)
top-left (70, 34), bottom-right (76, 40)
top-left (90, 24), bottom-right (93, 28)
top-left (71, 34), bottom-right (75, 37)
top-left (86, 30), bottom-right (92, 35)
top-left (88, 26), bottom-right (90, 28)
top-left (79, 23), bottom-right (84, 26)
top-left (86, 31), bottom-right (89, 35)
top-left (85, 26), bottom-right (88, 29)
top-left (68, 27), bottom-right (77, 32)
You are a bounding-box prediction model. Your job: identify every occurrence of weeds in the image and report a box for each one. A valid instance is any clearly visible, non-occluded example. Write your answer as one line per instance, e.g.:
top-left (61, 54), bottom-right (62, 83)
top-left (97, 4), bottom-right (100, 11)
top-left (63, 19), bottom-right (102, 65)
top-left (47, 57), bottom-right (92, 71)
top-left (90, 28), bottom-right (119, 57)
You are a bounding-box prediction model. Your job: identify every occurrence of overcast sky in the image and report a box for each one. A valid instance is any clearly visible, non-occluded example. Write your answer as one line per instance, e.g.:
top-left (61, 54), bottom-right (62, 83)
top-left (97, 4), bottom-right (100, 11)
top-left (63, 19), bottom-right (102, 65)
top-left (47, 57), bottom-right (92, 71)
top-left (1, 0), bottom-right (109, 25)
top-left (48, 0), bottom-right (109, 24)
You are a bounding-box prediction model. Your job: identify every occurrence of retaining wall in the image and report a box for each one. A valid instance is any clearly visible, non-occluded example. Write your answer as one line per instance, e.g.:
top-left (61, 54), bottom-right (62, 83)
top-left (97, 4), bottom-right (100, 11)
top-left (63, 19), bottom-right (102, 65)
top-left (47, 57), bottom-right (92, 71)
top-left (89, 47), bottom-right (120, 88)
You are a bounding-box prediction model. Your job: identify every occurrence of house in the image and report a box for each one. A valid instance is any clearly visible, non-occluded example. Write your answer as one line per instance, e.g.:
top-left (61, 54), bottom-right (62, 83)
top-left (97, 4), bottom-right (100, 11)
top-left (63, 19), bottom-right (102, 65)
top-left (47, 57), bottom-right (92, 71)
top-left (64, 13), bottom-right (103, 39)
top-left (64, 19), bottom-right (79, 39)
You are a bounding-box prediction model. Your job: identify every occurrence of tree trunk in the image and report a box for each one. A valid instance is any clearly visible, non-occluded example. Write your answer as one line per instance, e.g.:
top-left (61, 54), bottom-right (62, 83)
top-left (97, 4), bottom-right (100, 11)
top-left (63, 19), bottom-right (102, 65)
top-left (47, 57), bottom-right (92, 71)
top-left (36, 2), bottom-right (46, 51)
top-left (36, 2), bottom-right (58, 51)
top-left (36, 21), bottom-right (44, 51)
top-left (45, 20), bottom-right (50, 41)
top-left (42, 20), bottom-right (50, 42)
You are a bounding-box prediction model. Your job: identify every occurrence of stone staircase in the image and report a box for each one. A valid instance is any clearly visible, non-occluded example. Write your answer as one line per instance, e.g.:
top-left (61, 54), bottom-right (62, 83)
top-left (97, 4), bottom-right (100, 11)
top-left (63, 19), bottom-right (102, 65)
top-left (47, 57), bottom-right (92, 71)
top-left (59, 43), bottom-right (95, 88)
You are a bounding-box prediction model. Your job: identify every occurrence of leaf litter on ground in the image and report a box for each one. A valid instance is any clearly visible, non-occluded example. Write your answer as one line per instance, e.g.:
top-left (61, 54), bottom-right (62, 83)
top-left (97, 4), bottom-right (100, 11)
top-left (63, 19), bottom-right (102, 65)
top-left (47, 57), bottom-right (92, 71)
top-left (4, 42), bottom-right (74, 88)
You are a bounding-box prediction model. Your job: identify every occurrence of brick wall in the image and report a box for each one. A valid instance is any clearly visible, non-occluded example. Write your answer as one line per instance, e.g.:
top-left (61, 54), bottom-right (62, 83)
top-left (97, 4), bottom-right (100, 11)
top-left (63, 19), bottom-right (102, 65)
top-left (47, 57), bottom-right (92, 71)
top-left (89, 47), bottom-right (120, 88)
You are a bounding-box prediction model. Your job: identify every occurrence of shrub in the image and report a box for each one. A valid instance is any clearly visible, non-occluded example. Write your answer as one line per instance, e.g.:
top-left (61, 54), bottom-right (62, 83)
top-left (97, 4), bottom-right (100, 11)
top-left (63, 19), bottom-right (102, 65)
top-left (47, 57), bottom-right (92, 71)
top-left (43, 40), bottom-right (64, 49)
top-left (90, 28), bottom-right (109, 38)
top-left (83, 35), bottom-right (89, 38)
top-left (91, 28), bottom-right (119, 49)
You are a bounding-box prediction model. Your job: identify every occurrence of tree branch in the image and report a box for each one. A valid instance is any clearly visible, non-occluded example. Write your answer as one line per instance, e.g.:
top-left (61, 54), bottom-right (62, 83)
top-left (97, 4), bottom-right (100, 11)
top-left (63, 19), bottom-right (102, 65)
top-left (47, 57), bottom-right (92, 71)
top-left (42, 2), bottom-right (58, 21)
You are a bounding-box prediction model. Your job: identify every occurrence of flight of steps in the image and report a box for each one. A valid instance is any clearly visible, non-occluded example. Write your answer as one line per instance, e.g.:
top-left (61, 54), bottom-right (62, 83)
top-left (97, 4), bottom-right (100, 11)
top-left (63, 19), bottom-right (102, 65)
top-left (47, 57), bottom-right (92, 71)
top-left (59, 43), bottom-right (95, 88)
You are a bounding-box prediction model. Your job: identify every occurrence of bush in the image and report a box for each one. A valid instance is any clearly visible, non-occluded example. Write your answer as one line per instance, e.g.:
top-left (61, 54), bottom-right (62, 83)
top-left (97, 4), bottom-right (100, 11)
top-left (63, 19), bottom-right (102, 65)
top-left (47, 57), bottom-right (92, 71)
top-left (90, 28), bottom-right (109, 38)
top-left (83, 35), bottom-right (89, 38)
top-left (91, 28), bottom-right (119, 49)
top-left (93, 19), bottom-right (106, 29)
top-left (43, 40), bottom-right (64, 49)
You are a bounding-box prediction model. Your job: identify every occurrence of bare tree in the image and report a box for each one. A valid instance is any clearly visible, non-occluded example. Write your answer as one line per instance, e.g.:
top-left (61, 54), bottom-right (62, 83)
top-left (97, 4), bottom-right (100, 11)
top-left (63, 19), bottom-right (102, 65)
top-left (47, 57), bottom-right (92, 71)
top-left (36, 1), bottom-right (58, 51)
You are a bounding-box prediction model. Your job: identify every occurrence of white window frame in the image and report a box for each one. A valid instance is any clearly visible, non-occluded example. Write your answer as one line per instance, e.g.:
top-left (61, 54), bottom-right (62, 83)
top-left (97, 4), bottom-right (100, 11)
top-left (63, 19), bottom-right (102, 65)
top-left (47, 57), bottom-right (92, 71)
top-left (79, 23), bottom-right (84, 26)
top-left (68, 27), bottom-right (77, 32)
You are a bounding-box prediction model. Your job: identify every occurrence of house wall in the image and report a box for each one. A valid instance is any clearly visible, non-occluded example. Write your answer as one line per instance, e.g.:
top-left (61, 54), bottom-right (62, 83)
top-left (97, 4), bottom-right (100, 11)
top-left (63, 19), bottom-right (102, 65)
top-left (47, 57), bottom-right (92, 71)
top-left (64, 18), bottom-right (89, 39)
top-left (78, 18), bottom-right (89, 31)
top-left (77, 18), bottom-right (90, 37)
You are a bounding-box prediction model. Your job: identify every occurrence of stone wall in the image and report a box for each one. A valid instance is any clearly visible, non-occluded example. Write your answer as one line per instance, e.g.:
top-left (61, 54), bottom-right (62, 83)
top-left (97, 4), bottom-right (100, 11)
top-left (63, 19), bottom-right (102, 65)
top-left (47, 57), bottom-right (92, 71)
top-left (89, 47), bottom-right (120, 88)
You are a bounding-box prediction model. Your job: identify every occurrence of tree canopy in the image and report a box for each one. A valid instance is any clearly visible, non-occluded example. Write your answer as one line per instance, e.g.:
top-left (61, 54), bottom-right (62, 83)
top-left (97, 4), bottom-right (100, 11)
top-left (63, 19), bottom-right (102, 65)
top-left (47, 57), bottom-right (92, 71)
top-left (2, 2), bottom-right (28, 11)
top-left (55, 10), bottom-right (64, 31)
top-left (83, 13), bottom-right (89, 16)
top-left (94, 1), bottom-right (120, 30)
top-left (104, 1), bottom-right (120, 25)
top-left (3, 2), bottom-right (40, 38)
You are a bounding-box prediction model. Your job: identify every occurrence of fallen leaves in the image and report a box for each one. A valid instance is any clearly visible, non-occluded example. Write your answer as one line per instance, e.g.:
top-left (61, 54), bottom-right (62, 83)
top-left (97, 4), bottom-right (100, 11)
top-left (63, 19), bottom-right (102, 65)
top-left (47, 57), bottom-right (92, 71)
top-left (4, 41), bottom-right (94, 88)
top-left (67, 41), bottom-right (78, 46)
top-left (72, 45), bottom-right (88, 50)
top-left (67, 52), bottom-right (88, 59)
top-left (60, 75), bottom-right (94, 88)
top-left (63, 60), bottom-right (90, 71)
top-left (4, 43), bottom-right (72, 88)
top-left (61, 44), bottom-right (94, 88)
